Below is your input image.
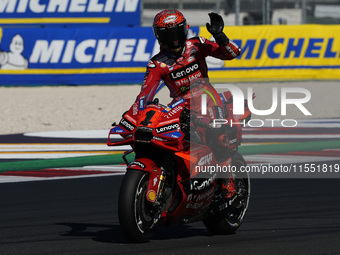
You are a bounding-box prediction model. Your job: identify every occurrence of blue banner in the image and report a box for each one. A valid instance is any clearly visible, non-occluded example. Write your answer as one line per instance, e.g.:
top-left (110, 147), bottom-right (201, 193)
top-left (0, 0), bottom-right (141, 27)
top-left (0, 26), bottom-right (200, 85)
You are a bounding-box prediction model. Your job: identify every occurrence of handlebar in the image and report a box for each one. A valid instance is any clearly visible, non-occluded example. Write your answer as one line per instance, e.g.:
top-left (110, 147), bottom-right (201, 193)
top-left (147, 98), bottom-right (159, 105)
top-left (191, 114), bottom-right (212, 130)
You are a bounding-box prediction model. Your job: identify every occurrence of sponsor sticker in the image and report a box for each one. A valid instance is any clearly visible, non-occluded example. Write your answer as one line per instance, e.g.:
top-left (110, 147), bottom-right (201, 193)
top-left (119, 118), bottom-right (136, 132)
top-left (155, 122), bottom-right (180, 134)
top-left (170, 60), bottom-right (201, 81)
top-left (129, 161), bottom-right (146, 169)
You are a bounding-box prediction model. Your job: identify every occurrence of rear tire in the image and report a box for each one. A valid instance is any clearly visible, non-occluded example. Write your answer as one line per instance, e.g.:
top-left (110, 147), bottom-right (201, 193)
top-left (118, 170), bottom-right (158, 242)
top-left (203, 152), bottom-right (250, 234)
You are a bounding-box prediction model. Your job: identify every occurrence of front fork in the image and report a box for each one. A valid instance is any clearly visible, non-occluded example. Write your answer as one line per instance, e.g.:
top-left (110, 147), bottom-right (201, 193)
top-left (127, 158), bottom-right (166, 207)
top-left (154, 171), bottom-right (166, 206)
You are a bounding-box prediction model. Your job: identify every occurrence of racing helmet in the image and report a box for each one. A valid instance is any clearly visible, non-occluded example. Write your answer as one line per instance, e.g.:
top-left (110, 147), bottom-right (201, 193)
top-left (153, 9), bottom-right (188, 53)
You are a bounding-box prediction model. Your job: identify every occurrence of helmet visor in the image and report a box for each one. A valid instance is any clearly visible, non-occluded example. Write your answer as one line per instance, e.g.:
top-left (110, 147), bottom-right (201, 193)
top-left (154, 23), bottom-right (188, 49)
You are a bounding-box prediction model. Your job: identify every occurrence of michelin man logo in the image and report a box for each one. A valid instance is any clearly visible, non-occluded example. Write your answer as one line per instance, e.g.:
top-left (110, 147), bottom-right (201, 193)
top-left (0, 34), bottom-right (28, 70)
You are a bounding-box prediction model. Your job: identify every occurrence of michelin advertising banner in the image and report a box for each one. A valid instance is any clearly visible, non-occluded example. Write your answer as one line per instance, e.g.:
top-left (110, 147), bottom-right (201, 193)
top-left (204, 25), bottom-right (340, 81)
top-left (0, 26), bottom-right (164, 85)
top-left (0, 24), bottom-right (339, 85)
top-left (0, 0), bottom-right (141, 27)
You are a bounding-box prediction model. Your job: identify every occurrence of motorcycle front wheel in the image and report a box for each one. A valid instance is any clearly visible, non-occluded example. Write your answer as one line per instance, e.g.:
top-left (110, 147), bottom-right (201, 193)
top-left (118, 170), bottom-right (159, 243)
top-left (203, 152), bottom-right (250, 235)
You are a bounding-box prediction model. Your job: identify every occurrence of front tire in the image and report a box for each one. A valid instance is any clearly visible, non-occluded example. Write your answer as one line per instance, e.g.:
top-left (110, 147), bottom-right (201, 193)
top-left (203, 152), bottom-right (250, 234)
top-left (118, 170), bottom-right (158, 242)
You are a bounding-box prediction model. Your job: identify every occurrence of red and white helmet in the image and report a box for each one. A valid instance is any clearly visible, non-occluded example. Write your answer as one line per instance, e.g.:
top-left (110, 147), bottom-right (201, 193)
top-left (153, 9), bottom-right (188, 52)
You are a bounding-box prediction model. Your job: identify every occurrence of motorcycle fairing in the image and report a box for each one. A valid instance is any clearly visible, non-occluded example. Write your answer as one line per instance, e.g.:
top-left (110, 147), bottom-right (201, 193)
top-left (109, 126), bottom-right (129, 135)
top-left (107, 126), bottom-right (133, 146)
top-left (127, 158), bottom-right (162, 203)
top-left (163, 176), bottom-right (216, 225)
top-left (160, 131), bottom-right (182, 139)
top-left (162, 98), bottom-right (185, 112)
top-left (162, 149), bottom-right (218, 224)
top-left (188, 145), bottom-right (218, 178)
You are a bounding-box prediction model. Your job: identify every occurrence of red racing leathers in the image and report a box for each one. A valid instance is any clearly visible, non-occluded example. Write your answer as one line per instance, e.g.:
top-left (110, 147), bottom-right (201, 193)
top-left (131, 36), bottom-right (241, 123)
top-left (127, 36), bottom-right (241, 156)
top-left (132, 36), bottom-right (240, 115)
top-left (142, 36), bottom-right (240, 102)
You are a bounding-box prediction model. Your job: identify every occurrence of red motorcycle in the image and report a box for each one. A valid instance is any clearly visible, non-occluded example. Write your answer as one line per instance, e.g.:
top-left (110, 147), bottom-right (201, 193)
top-left (107, 89), bottom-right (252, 243)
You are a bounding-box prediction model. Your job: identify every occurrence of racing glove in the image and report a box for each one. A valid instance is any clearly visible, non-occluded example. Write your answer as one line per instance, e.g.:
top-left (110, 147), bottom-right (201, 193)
top-left (206, 12), bottom-right (229, 46)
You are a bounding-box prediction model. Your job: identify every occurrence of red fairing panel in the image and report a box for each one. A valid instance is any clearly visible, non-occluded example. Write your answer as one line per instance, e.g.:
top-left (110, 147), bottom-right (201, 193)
top-left (127, 158), bottom-right (162, 203)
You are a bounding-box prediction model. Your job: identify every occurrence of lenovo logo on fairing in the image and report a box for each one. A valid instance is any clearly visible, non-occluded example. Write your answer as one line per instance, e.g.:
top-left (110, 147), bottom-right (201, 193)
top-left (155, 123), bottom-right (180, 134)
top-left (120, 118), bottom-right (135, 131)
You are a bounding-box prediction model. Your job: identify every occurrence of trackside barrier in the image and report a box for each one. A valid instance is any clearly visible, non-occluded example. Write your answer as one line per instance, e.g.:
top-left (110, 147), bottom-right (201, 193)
top-left (0, 26), bottom-right (199, 85)
top-left (0, 25), bottom-right (339, 85)
top-left (202, 25), bottom-right (340, 81)
top-left (0, 0), bottom-right (141, 27)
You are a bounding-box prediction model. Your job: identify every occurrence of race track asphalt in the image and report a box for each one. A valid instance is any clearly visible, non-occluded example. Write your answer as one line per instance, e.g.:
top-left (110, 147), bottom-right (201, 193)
top-left (1, 174), bottom-right (340, 255)
top-left (1, 120), bottom-right (340, 254)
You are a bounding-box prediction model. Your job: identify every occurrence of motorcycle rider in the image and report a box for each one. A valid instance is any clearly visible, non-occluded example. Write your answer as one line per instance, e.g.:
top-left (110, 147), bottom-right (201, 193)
top-left (128, 9), bottom-right (242, 200)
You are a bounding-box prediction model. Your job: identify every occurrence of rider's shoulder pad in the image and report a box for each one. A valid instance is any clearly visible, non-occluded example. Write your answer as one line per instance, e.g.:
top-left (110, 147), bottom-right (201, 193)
top-left (147, 59), bottom-right (156, 69)
top-left (193, 36), bottom-right (207, 44)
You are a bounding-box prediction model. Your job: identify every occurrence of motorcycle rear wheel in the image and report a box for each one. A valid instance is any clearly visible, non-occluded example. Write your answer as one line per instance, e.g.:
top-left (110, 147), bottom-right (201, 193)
top-left (118, 170), bottom-right (158, 243)
top-left (203, 152), bottom-right (250, 235)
